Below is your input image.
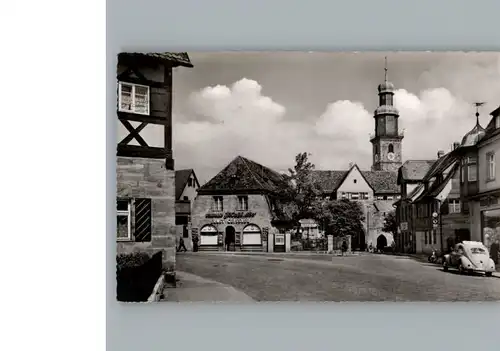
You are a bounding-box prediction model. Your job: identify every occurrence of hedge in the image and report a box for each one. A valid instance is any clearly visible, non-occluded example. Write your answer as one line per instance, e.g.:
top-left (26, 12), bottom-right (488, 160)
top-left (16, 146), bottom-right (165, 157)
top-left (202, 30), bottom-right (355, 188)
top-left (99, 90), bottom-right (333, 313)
top-left (116, 251), bottom-right (163, 302)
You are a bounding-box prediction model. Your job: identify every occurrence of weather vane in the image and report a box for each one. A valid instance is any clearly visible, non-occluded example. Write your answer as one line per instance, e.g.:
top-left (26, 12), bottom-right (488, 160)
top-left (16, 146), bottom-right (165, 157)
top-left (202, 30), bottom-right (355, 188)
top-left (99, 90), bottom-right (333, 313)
top-left (384, 56), bottom-right (388, 82)
top-left (473, 101), bottom-right (485, 124)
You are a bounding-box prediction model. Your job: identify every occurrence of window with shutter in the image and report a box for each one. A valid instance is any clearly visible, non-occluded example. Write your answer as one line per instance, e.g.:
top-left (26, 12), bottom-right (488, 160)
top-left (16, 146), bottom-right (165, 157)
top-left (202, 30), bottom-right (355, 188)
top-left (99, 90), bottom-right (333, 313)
top-left (117, 198), bottom-right (132, 241)
top-left (134, 198), bottom-right (152, 242)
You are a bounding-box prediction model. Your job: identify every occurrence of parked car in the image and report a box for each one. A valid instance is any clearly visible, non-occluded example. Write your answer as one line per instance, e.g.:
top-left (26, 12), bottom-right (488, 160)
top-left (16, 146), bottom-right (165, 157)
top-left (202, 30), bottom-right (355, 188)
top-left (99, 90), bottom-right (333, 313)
top-left (442, 241), bottom-right (496, 277)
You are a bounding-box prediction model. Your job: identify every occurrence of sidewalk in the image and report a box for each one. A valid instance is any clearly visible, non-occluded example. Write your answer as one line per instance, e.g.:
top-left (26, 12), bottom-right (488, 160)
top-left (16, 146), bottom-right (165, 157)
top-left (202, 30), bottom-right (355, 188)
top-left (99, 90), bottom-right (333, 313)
top-left (193, 250), bottom-right (367, 257)
top-left (162, 271), bottom-right (254, 302)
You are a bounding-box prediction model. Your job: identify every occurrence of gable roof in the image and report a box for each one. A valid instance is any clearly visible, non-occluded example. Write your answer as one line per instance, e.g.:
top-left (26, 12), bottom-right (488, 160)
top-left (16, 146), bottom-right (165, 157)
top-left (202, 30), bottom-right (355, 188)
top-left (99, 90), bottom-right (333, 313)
top-left (362, 170), bottom-right (399, 194)
top-left (197, 156), bottom-right (290, 195)
top-left (118, 52), bottom-right (193, 68)
top-left (175, 169), bottom-right (200, 200)
top-left (310, 171), bottom-right (347, 193)
top-left (398, 160), bottom-right (436, 184)
top-left (422, 151), bottom-right (460, 182)
top-left (312, 165), bottom-right (399, 195)
top-left (477, 108), bottom-right (500, 146)
top-left (415, 162), bottom-right (460, 203)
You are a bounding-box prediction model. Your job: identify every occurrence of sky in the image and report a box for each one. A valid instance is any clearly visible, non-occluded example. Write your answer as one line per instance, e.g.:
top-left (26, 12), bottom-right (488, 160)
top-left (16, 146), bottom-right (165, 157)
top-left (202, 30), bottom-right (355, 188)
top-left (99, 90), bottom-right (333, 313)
top-left (162, 52), bottom-right (500, 185)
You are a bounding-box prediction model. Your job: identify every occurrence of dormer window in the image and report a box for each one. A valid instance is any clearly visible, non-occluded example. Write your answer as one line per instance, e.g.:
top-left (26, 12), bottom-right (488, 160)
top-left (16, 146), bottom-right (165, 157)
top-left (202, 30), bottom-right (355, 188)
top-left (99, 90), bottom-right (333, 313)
top-left (118, 82), bottom-right (150, 115)
top-left (496, 115), bottom-right (500, 129)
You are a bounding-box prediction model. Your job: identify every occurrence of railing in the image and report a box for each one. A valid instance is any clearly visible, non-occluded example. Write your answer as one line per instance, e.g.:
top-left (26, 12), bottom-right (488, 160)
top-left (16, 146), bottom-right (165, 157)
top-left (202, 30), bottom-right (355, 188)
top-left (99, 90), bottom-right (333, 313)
top-left (369, 130), bottom-right (405, 140)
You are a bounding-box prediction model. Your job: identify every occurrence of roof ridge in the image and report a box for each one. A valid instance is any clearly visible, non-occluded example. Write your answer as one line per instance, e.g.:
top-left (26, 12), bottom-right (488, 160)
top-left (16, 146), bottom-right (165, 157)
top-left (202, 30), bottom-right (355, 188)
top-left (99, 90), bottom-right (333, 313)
top-left (239, 156), bottom-right (269, 191)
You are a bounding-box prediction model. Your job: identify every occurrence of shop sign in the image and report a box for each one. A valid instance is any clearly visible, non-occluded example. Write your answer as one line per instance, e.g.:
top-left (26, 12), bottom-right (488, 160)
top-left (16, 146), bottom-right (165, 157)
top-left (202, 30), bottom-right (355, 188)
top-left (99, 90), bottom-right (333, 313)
top-left (205, 211), bottom-right (257, 219)
top-left (210, 218), bottom-right (251, 225)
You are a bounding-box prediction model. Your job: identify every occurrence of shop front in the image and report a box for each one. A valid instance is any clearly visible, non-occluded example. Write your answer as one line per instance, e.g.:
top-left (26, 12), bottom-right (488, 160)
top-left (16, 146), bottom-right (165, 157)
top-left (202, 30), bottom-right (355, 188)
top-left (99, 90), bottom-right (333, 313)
top-left (481, 205), bottom-right (500, 250)
top-left (193, 210), bottom-right (271, 252)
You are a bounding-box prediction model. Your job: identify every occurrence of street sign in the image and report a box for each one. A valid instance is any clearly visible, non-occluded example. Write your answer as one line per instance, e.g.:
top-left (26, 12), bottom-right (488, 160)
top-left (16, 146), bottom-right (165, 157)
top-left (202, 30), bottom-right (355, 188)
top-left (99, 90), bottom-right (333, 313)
top-left (432, 218), bottom-right (438, 228)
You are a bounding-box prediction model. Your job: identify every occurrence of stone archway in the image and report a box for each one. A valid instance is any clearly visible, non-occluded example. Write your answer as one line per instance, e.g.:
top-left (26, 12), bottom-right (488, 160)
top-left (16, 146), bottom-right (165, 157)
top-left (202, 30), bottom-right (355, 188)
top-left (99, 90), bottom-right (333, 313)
top-left (376, 234), bottom-right (388, 251)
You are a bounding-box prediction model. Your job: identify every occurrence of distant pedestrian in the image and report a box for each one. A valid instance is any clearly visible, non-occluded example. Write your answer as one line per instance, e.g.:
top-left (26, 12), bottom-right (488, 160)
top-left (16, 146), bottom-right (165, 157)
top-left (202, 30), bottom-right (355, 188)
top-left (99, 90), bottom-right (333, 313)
top-left (177, 237), bottom-right (187, 252)
top-left (490, 239), bottom-right (499, 265)
top-left (341, 240), bottom-right (348, 256)
top-left (192, 235), bottom-right (199, 252)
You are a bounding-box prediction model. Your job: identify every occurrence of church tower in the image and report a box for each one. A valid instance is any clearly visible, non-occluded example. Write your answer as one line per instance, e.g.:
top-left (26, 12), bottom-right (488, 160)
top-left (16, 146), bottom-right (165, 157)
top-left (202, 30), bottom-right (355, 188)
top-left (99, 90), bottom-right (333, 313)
top-left (370, 57), bottom-right (403, 172)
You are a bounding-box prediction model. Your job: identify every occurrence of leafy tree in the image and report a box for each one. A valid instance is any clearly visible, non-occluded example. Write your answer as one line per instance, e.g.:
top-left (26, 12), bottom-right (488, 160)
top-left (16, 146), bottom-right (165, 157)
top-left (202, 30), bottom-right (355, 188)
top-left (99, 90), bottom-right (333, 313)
top-left (281, 152), bottom-right (365, 240)
top-left (281, 152), bottom-right (322, 223)
top-left (382, 210), bottom-right (398, 237)
top-left (312, 199), bottom-right (365, 238)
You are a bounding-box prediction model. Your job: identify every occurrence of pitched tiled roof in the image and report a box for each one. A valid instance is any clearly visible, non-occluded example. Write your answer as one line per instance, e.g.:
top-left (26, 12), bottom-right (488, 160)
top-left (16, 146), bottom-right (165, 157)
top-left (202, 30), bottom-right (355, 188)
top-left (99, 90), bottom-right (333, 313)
top-left (197, 156), bottom-right (290, 195)
top-left (415, 163), bottom-right (460, 202)
top-left (478, 109), bottom-right (500, 145)
top-left (398, 160), bottom-right (436, 183)
top-left (118, 52), bottom-right (193, 67)
top-left (310, 171), bottom-right (347, 193)
top-left (428, 163), bottom-right (460, 198)
top-left (362, 171), bottom-right (399, 194)
top-left (422, 151), bottom-right (460, 181)
top-left (175, 169), bottom-right (196, 200)
top-left (311, 168), bottom-right (399, 194)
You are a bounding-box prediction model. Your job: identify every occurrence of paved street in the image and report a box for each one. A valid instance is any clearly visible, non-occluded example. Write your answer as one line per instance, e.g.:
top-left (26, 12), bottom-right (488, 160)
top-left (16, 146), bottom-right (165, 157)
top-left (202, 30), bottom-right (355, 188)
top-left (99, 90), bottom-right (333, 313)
top-left (175, 252), bottom-right (500, 301)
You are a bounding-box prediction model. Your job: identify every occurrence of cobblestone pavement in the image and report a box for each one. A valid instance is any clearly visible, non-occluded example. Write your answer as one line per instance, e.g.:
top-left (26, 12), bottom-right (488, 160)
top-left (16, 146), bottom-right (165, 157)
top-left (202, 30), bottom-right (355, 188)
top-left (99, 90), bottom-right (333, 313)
top-left (175, 252), bottom-right (500, 301)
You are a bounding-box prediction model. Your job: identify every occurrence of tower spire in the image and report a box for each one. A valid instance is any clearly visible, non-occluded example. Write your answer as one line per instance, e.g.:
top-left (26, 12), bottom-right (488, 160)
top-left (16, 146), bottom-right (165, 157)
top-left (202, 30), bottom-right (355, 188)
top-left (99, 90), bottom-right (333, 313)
top-left (384, 56), bottom-right (388, 82)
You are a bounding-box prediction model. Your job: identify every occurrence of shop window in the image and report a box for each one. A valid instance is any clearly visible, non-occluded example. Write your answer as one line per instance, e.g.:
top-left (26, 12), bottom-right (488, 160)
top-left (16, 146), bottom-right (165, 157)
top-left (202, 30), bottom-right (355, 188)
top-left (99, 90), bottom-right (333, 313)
top-left (242, 224), bottom-right (262, 245)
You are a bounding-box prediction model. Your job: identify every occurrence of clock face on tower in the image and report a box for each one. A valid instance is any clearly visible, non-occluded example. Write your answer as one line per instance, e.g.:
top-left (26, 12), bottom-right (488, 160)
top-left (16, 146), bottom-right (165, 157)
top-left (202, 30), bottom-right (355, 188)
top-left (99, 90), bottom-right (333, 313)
top-left (387, 152), bottom-right (395, 161)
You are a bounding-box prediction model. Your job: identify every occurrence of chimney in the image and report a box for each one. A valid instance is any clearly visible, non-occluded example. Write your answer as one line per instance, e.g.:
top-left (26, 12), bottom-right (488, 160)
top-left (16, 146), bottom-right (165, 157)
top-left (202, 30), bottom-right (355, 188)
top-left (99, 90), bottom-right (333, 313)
top-left (437, 150), bottom-right (444, 158)
top-left (453, 141), bottom-right (460, 150)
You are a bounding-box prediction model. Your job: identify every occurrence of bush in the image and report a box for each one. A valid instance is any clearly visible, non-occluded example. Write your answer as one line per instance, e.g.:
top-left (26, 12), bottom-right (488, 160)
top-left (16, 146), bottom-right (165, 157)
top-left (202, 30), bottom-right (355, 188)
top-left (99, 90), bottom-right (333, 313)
top-left (116, 251), bottom-right (163, 302)
top-left (117, 252), bottom-right (150, 270)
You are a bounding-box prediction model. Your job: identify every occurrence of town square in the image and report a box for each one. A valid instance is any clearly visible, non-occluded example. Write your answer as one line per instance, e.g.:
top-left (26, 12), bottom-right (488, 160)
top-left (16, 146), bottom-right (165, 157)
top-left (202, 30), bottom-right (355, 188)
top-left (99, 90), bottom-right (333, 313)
top-left (114, 51), bottom-right (500, 302)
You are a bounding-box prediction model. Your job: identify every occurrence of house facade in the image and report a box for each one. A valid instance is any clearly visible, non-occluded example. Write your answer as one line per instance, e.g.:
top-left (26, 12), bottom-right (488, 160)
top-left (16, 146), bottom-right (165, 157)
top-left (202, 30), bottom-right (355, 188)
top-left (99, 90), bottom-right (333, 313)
top-left (175, 169), bottom-right (200, 251)
top-left (411, 147), bottom-right (470, 254)
top-left (115, 52), bottom-right (193, 272)
top-left (191, 156), bottom-right (293, 253)
top-left (311, 164), bottom-right (400, 250)
top-left (394, 108), bottom-right (491, 254)
top-left (395, 159), bottom-right (436, 252)
top-left (468, 106), bottom-right (500, 250)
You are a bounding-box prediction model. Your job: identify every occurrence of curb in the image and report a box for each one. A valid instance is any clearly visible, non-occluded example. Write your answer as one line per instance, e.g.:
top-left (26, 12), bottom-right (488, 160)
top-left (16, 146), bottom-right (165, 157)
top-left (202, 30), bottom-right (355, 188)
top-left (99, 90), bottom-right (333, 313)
top-left (147, 274), bottom-right (166, 302)
top-left (165, 271), bottom-right (255, 302)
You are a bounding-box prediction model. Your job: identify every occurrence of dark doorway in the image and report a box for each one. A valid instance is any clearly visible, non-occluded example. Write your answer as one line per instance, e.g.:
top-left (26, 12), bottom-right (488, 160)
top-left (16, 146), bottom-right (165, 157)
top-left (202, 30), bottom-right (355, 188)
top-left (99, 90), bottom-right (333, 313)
top-left (455, 229), bottom-right (470, 244)
top-left (353, 231), bottom-right (366, 251)
top-left (376, 234), bottom-right (387, 251)
top-left (225, 226), bottom-right (236, 251)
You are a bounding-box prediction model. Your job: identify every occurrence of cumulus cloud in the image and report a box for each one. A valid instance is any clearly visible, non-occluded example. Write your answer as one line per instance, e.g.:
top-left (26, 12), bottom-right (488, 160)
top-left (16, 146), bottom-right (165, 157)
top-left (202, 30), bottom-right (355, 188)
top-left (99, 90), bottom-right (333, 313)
top-left (173, 56), bottom-right (500, 184)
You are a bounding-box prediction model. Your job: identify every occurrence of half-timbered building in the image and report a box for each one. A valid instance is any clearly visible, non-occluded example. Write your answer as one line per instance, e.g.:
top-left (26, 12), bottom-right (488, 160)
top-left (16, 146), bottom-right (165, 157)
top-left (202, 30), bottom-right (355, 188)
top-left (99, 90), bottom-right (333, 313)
top-left (115, 52), bottom-right (193, 271)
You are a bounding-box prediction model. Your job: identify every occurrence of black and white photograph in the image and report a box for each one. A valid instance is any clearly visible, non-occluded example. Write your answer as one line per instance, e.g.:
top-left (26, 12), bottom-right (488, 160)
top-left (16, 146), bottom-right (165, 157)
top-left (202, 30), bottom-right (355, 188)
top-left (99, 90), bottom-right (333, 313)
top-left (115, 51), bottom-right (500, 302)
